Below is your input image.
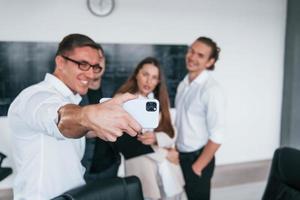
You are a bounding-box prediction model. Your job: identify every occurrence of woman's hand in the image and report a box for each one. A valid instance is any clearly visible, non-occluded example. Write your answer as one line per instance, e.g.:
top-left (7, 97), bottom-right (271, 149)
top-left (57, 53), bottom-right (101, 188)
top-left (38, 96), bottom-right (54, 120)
top-left (166, 148), bottom-right (179, 165)
top-left (137, 131), bottom-right (157, 145)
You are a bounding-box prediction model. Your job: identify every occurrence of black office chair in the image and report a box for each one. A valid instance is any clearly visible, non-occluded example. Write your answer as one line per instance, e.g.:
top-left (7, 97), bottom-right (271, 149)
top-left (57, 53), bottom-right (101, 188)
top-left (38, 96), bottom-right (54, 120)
top-left (0, 152), bottom-right (13, 181)
top-left (262, 147), bottom-right (300, 200)
top-left (52, 176), bottom-right (144, 200)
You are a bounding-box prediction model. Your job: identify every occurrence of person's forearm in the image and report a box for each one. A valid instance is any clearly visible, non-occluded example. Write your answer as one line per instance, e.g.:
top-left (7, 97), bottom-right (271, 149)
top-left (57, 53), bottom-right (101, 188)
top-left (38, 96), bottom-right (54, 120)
top-left (193, 140), bottom-right (221, 173)
top-left (57, 93), bottom-right (142, 141)
top-left (57, 104), bottom-right (88, 138)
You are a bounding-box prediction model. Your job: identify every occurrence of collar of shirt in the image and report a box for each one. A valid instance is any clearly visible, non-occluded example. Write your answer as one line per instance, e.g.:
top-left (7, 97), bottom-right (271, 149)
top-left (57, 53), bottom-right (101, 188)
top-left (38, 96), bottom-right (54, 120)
top-left (44, 73), bottom-right (82, 104)
top-left (183, 70), bottom-right (210, 87)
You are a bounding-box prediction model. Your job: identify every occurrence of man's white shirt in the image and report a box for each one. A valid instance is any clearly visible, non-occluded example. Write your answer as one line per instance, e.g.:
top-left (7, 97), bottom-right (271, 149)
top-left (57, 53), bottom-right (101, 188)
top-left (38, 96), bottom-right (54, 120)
top-left (175, 70), bottom-right (226, 152)
top-left (8, 73), bottom-right (86, 200)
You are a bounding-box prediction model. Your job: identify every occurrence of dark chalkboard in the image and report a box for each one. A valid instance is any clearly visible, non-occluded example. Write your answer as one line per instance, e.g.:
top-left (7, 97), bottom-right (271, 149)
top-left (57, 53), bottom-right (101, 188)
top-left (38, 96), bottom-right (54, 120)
top-left (0, 42), bottom-right (187, 116)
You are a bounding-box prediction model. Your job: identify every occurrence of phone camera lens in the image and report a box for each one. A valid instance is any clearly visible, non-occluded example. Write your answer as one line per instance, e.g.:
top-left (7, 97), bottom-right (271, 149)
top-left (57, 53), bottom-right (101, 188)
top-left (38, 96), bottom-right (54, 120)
top-left (146, 102), bottom-right (157, 112)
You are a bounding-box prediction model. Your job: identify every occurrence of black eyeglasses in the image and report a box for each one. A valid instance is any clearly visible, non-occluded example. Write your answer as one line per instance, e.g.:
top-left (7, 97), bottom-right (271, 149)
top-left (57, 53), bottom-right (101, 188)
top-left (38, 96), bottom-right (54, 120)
top-left (61, 55), bottom-right (103, 73)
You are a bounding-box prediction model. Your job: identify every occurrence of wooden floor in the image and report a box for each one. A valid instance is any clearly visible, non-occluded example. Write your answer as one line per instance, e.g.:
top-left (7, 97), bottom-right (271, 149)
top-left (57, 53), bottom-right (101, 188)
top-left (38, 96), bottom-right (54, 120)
top-left (0, 159), bottom-right (271, 200)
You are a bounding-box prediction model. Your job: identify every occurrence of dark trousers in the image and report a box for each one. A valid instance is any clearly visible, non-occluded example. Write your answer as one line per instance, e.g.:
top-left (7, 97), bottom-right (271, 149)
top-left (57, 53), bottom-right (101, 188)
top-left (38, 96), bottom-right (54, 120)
top-left (179, 148), bottom-right (215, 200)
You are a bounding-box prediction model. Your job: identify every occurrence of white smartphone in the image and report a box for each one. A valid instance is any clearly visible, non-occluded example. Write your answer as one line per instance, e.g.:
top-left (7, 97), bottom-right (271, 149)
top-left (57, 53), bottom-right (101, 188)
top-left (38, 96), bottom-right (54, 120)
top-left (99, 98), bottom-right (160, 129)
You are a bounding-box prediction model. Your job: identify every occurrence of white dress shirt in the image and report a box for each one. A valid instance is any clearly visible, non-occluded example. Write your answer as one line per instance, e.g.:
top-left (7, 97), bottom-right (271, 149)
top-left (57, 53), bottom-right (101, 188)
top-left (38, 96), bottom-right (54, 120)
top-left (175, 70), bottom-right (226, 152)
top-left (8, 73), bottom-right (86, 200)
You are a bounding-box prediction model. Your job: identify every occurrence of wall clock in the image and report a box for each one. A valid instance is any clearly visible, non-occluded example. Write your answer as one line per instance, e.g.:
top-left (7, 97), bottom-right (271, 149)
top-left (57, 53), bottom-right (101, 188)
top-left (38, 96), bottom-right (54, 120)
top-left (87, 0), bottom-right (115, 17)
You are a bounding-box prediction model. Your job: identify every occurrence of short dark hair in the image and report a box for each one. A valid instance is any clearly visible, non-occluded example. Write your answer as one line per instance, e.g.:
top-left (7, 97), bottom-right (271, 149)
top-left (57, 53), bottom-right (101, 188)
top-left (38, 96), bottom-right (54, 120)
top-left (196, 36), bottom-right (220, 70)
top-left (56, 33), bottom-right (103, 56)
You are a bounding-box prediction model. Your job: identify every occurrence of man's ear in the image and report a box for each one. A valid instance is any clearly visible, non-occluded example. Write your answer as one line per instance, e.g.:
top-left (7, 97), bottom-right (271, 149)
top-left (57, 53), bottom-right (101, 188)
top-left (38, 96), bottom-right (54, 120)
top-left (205, 58), bottom-right (215, 69)
top-left (55, 55), bottom-right (64, 70)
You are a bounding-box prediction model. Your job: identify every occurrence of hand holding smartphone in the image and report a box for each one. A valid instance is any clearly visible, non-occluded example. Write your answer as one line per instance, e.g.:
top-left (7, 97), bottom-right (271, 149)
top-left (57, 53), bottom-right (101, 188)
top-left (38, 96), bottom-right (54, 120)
top-left (100, 98), bottom-right (160, 129)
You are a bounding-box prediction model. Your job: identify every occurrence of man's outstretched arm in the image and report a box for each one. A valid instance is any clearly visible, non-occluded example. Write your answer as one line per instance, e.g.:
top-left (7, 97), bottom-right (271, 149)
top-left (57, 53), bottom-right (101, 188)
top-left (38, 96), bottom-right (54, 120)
top-left (57, 93), bottom-right (142, 141)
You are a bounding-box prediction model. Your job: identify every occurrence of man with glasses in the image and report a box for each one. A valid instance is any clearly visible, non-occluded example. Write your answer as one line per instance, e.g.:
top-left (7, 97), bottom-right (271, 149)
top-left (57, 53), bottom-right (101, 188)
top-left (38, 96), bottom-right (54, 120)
top-left (8, 34), bottom-right (141, 200)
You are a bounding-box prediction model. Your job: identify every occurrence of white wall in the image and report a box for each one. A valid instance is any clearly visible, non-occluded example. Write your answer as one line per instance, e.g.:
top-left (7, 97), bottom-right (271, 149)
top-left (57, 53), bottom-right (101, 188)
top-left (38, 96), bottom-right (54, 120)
top-left (0, 0), bottom-right (286, 187)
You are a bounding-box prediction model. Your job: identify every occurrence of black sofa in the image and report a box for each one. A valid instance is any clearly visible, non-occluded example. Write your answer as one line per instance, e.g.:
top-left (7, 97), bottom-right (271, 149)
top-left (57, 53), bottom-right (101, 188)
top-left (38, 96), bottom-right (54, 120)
top-left (52, 176), bottom-right (143, 200)
top-left (262, 147), bottom-right (300, 200)
top-left (0, 152), bottom-right (13, 181)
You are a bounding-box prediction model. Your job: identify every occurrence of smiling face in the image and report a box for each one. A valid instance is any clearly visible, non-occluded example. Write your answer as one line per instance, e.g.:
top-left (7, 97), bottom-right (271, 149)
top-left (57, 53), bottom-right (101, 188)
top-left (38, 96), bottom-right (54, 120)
top-left (54, 46), bottom-right (102, 95)
top-left (186, 41), bottom-right (215, 77)
top-left (136, 63), bottom-right (160, 97)
top-left (88, 50), bottom-right (106, 90)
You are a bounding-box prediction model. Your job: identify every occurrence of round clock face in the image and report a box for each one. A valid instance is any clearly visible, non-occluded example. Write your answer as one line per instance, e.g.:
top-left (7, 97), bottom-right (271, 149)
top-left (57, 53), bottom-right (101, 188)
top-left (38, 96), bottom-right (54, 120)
top-left (87, 0), bottom-right (115, 17)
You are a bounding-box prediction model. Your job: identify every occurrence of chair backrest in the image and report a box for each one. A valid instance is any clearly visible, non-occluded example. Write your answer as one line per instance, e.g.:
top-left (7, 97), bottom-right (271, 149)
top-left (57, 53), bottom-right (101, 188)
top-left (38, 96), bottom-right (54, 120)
top-left (52, 176), bottom-right (143, 200)
top-left (262, 147), bottom-right (300, 200)
top-left (0, 152), bottom-right (13, 181)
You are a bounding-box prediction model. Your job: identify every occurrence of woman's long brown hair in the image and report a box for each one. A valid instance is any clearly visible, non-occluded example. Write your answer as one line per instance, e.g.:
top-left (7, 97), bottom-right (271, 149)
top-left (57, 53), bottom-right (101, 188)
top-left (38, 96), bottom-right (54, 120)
top-left (115, 57), bottom-right (174, 138)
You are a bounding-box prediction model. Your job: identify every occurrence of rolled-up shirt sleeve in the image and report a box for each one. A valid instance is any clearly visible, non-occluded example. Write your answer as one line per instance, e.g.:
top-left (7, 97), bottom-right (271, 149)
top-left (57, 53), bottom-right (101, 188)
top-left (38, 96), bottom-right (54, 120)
top-left (156, 131), bottom-right (175, 148)
top-left (205, 87), bottom-right (226, 144)
top-left (146, 146), bottom-right (168, 163)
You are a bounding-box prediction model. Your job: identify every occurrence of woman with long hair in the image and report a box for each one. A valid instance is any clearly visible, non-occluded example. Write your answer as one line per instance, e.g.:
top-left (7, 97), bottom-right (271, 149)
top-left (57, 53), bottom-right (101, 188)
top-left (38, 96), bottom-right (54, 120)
top-left (116, 57), bottom-right (186, 200)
